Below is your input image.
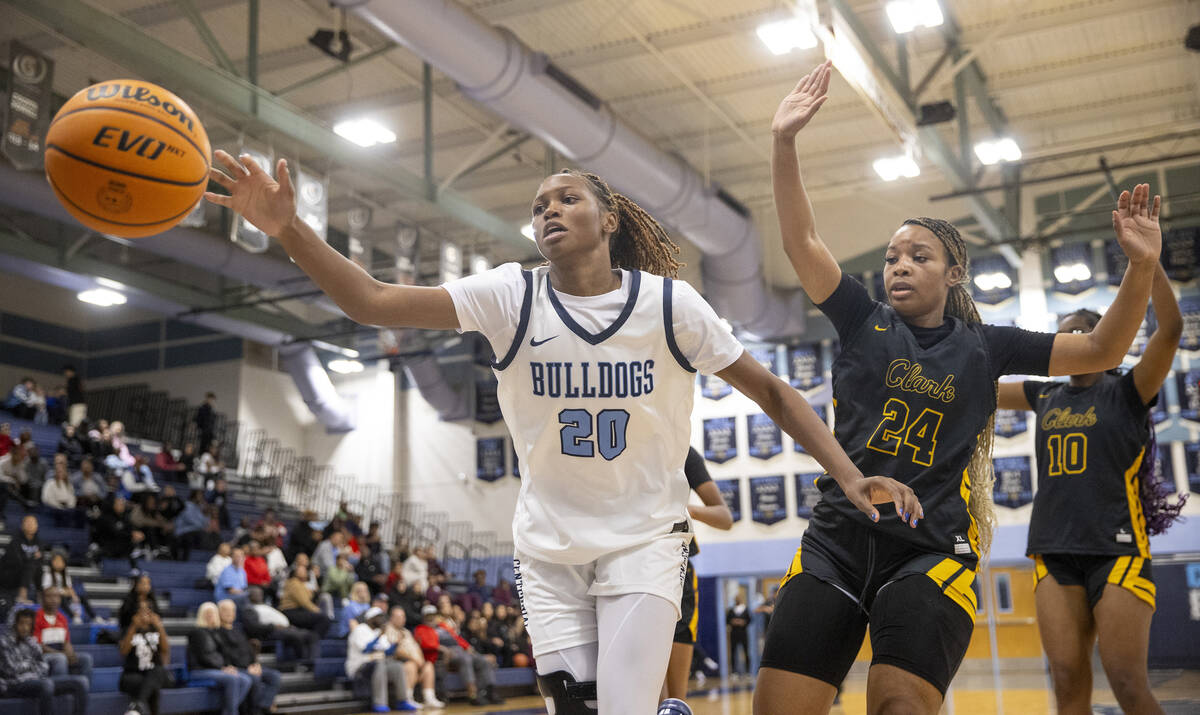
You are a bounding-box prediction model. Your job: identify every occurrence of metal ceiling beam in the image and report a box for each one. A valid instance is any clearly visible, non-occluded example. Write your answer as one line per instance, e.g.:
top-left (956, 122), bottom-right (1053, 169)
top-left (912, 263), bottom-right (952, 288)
top-left (276, 42), bottom-right (398, 97)
top-left (6, 0), bottom-right (533, 255)
top-left (174, 0), bottom-right (238, 75)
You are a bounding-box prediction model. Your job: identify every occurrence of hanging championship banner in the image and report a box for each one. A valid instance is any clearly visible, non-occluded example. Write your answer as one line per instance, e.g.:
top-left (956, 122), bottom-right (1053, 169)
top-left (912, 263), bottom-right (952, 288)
top-left (1177, 370), bottom-right (1200, 422)
top-left (993, 456), bottom-right (1033, 508)
top-left (1104, 239), bottom-right (1129, 286)
top-left (788, 343), bottom-right (823, 391)
top-left (474, 377), bottom-right (502, 424)
top-left (476, 437), bottom-right (505, 482)
top-left (994, 409), bottom-right (1028, 438)
top-left (296, 169), bottom-right (328, 242)
top-left (2, 41), bottom-right (54, 170)
top-left (700, 373), bottom-right (733, 400)
top-left (703, 417), bottom-right (737, 464)
top-left (440, 241), bottom-right (462, 283)
top-left (750, 346), bottom-right (779, 376)
top-left (1151, 389), bottom-right (1168, 425)
top-left (1186, 442), bottom-right (1200, 495)
top-left (746, 413), bottom-right (782, 460)
top-left (971, 255), bottom-right (1016, 305)
top-left (1179, 295), bottom-right (1200, 352)
top-left (1161, 226), bottom-right (1200, 282)
top-left (394, 225), bottom-right (421, 284)
top-left (794, 403), bottom-right (828, 454)
top-left (1050, 243), bottom-right (1095, 295)
top-left (1153, 444), bottom-right (1175, 495)
top-left (231, 148), bottom-right (272, 253)
top-left (749, 475), bottom-right (786, 526)
top-left (794, 472), bottom-right (823, 519)
top-left (715, 478), bottom-right (742, 523)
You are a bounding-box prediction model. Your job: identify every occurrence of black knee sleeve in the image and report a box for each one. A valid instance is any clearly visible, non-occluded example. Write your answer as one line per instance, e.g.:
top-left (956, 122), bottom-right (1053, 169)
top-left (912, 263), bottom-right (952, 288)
top-left (536, 670), bottom-right (598, 715)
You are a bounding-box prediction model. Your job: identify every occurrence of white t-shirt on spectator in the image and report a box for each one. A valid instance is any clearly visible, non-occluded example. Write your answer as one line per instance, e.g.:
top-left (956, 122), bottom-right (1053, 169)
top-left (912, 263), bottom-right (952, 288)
top-left (345, 623), bottom-right (391, 678)
top-left (401, 555), bottom-right (428, 594)
top-left (207, 554), bottom-right (233, 585)
top-left (41, 479), bottom-right (77, 509)
top-left (253, 603), bottom-right (290, 628)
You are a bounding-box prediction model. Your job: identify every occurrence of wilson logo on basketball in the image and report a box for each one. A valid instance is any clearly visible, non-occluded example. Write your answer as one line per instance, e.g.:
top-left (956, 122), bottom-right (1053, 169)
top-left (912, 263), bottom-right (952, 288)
top-left (85, 83), bottom-right (197, 132)
top-left (91, 126), bottom-right (177, 161)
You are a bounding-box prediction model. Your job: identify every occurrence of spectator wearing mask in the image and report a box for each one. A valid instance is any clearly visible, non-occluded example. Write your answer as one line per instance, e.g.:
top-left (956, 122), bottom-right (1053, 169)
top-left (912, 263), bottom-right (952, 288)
top-left (214, 546), bottom-right (248, 602)
top-left (187, 603), bottom-right (251, 715)
top-left (62, 366), bottom-right (85, 427)
top-left (119, 601), bottom-right (170, 715)
top-left (56, 425), bottom-right (85, 469)
top-left (383, 606), bottom-right (443, 709)
top-left (239, 586), bottom-right (318, 663)
top-left (33, 587), bottom-right (92, 684)
top-left (0, 608), bottom-right (88, 715)
top-left (117, 574), bottom-right (161, 631)
top-left (195, 393), bottom-right (217, 453)
top-left (216, 599), bottom-right (280, 715)
top-left (174, 490), bottom-right (209, 561)
top-left (206, 543), bottom-right (233, 585)
top-left (279, 563), bottom-right (332, 638)
top-left (346, 606), bottom-right (418, 712)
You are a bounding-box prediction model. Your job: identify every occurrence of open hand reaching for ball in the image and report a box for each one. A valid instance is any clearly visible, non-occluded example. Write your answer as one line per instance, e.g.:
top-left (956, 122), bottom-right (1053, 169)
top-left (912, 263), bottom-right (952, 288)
top-left (204, 149), bottom-right (296, 237)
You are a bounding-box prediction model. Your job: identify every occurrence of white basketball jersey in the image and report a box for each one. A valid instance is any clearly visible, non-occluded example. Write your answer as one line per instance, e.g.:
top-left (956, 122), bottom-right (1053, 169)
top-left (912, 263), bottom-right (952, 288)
top-left (493, 266), bottom-right (698, 565)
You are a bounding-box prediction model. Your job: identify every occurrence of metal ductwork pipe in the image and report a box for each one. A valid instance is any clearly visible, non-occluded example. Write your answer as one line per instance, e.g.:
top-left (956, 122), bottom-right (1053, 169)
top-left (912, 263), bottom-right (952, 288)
top-left (403, 355), bottom-right (470, 421)
top-left (278, 343), bottom-right (358, 433)
top-left (334, 0), bottom-right (805, 338)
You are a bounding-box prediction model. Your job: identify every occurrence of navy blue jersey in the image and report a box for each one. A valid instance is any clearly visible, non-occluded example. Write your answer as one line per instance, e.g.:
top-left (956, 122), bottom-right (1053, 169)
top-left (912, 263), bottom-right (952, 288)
top-left (811, 275), bottom-right (1054, 567)
top-left (1023, 372), bottom-right (1153, 557)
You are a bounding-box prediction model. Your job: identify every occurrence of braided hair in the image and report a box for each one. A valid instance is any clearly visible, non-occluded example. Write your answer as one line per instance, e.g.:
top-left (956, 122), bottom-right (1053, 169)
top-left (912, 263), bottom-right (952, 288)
top-left (902, 217), bottom-right (997, 555)
top-left (1061, 309), bottom-right (1188, 535)
top-left (556, 169), bottom-right (684, 279)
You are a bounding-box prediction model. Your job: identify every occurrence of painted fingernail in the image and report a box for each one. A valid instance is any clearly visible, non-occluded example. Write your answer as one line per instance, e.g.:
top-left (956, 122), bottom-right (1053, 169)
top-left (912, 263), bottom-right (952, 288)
top-left (871, 513), bottom-right (879, 522)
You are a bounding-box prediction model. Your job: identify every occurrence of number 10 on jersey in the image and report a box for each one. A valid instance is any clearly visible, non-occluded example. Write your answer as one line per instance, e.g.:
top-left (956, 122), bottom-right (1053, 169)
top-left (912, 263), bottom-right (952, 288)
top-left (559, 408), bottom-right (630, 460)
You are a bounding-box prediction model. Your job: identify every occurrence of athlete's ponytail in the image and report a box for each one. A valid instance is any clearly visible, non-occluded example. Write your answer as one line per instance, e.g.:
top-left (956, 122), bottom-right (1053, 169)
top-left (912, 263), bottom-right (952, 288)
top-left (557, 169), bottom-right (684, 279)
top-left (903, 217), bottom-right (997, 556)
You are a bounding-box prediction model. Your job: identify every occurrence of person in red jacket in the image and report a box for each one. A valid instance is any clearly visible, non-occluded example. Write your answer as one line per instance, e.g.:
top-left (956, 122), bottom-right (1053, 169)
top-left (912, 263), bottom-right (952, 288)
top-left (412, 605), bottom-right (442, 666)
top-left (244, 542), bottom-right (271, 589)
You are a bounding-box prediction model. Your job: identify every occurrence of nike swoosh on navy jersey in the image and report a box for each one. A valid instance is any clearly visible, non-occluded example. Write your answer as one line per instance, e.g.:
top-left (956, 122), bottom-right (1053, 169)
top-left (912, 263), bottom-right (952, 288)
top-left (873, 325), bottom-right (889, 331)
top-left (530, 335), bottom-right (558, 347)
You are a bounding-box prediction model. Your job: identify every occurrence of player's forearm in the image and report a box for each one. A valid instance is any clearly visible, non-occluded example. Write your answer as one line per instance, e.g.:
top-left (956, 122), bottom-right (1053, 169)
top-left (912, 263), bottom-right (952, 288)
top-left (1149, 262), bottom-right (1182, 341)
top-left (687, 504), bottom-right (733, 530)
top-left (772, 136), bottom-right (821, 257)
top-left (276, 215), bottom-right (387, 325)
top-left (1089, 259), bottom-right (1156, 368)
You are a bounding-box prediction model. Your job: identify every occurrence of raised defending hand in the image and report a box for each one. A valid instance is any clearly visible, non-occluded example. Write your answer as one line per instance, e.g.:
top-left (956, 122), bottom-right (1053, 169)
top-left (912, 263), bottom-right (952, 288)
top-left (844, 476), bottom-right (923, 528)
top-left (1112, 183), bottom-right (1162, 266)
top-left (772, 60), bottom-right (832, 140)
top-left (204, 150), bottom-right (296, 237)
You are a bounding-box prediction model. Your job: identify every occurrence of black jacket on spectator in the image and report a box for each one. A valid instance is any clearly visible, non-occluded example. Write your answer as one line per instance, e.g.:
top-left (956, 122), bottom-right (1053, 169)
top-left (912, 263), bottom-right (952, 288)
top-left (158, 494), bottom-right (185, 521)
top-left (355, 556), bottom-right (384, 594)
top-left (66, 376), bottom-right (84, 406)
top-left (287, 521), bottom-right (318, 561)
top-left (92, 502), bottom-right (135, 558)
top-left (187, 628), bottom-right (227, 670)
top-left (57, 430), bottom-right (85, 469)
top-left (1, 533), bottom-right (44, 596)
top-left (214, 626), bottom-right (255, 669)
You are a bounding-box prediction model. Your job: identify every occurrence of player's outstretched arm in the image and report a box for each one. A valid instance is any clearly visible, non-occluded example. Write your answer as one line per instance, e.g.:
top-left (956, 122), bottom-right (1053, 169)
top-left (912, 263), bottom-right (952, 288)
top-left (717, 352), bottom-right (923, 526)
top-left (205, 150), bottom-right (458, 330)
top-left (772, 60), bottom-right (842, 305)
top-left (1048, 184), bottom-right (1160, 376)
top-left (689, 482), bottom-right (733, 531)
top-left (1132, 262), bottom-right (1182, 403)
top-left (996, 382), bottom-right (1032, 411)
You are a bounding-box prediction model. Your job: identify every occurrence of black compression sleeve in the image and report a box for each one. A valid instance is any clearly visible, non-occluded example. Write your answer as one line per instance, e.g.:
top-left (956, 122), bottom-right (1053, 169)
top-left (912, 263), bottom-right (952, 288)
top-left (684, 447), bottom-right (712, 490)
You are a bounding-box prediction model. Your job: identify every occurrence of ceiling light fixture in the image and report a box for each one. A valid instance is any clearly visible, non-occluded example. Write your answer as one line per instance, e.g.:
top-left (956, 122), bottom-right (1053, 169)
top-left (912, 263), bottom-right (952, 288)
top-left (973, 271), bottom-right (1013, 292)
top-left (756, 18), bottom-right (818, 56)
top-left (885, 0), bottom-right (944, 34)
top-left (1053, 262), bottom-right (1092, 284)
top-left (77, 288), bottom-right (127, 307)
top-left (333, 118), bottom-right (396, 148)
top-left (872, 155), bottom-right (921, 181)
top-left (974, 137), bottom-right (1022, 165)
top-left (328, 359), bottom-right (364, 374)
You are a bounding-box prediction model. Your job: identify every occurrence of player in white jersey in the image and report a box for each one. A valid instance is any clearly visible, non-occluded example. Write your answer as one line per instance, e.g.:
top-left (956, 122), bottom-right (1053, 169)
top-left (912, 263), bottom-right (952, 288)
top-left (205, 154), bottom-right (922, 714)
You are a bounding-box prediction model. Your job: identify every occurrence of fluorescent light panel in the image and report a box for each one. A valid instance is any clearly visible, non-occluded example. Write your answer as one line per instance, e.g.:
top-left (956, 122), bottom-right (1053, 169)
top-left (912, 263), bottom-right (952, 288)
top-left (886, 0), bottom-right (943, 34)
top-left (77, 288), bottom-right (126, 307)
top-left (756, 18), bottom-right (818, 55)
top-left (974, 137), bottom-right (1022, 165)
top-left (872, 155), bottom-right (920, 181)
top-left (1053, 262), bottom-right (1092, 283)
top-left (973, 271), bottom-right (1013, 291)
top-left (334, 118), bottom-right (397, 148)
top-left (328, 359), bottom-right (364, 374)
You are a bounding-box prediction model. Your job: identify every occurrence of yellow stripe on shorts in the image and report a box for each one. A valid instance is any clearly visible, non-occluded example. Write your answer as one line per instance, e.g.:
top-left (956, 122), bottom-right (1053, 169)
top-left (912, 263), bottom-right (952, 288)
top-left (780, 546), bottom-right (803, 589)
top-left (688, 569), bottom-right (700, 640)
top-left (1109, 555), bottom-right (1156, 609)
top-left (924, 557), bottom-right (978, 619)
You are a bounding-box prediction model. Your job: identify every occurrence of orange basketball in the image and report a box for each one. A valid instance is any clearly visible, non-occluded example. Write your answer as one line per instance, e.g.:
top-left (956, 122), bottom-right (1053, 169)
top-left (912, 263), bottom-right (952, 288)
top-left (44, 79), bottom-right (211, 238)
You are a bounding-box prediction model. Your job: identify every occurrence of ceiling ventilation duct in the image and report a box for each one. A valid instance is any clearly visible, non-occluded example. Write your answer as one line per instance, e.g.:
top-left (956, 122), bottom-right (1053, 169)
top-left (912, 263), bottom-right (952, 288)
top-left (334, 0), bottom-right (805, 338)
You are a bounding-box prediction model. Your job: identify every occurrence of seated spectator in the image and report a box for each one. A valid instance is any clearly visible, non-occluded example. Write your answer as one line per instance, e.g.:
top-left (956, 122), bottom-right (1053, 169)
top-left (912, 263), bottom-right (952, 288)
top-left (130, 494), bottom-right (173, 554)
top-left (173, 489), bottom-right (209, 561)
top-left (195, 444), bottom-right (224, 486)
top-left (509, 616), bottom-right (532, 668)
top-left (384, 562), bottom-right (406, 596)
top-left (205, 476), bottom-right (231, 530)
top-left (464, 569), bottom-right (490, 612)
top-left (401, 545), bottom-right (429, 595)
top-left (1, 514), bottom-right (46, 605)
top-left (158, 485), bottom-right (184, 521)
top-left (56, 425), bottom-right (85, 469)
top-left (356, 543), bottom-right (388, 596)
top-left (214, 546), bottom-right (248, 602)
top-left (216, 599), bottom-right (280, 714)
top-left (425, 573), bottom-right (447, 608)
top-left (71, 457), bottom-right (106, 508)
top-left (2, 377), bottom-right (38, 420)
top-left (346, 606), bottom-right (418, 712)
top-left (0, 608), bottom-right (88, 715)
top-left (85, 420), bottom-right (113, 462)
top-left (0, 443), bottom-right (37, 510)
top-left (466, 612), bottom-right (504, 664)
top-left (0, 422), bottom-right (12, 456)
top-left (337, 581), bottom-right (372, 639)
top-left (262, 536), bottom-right (289, 589)
top-left (322, 552), bottom-right (355, 604)
top-left (363, 521), bottom-right (383, 553)
top-left (33, 587), bottom-right (92, 685)
top-left (119, 601), bottom-right (171, 715)
top-left (117, 574), bottom-right (161, 632)
top-left (92, 497), bottom-right (147, 569)
top-left (121, 456), bottom-right (159, 496)
top-left (44, 385), bottom-right (67, 426)
top-left (279, 563), bottom-right (332, 639)
top-left (393, 539), bottom-right (411, 565)
top-left (187, 603), bottom-right (251, 715)
top-left (286, 553), bottom-right (328, 610)
top-left (433, 599), bottom-right (501, 706)
top-left (287, 511), bottom-right (320, 562)
top-left (383, 605), bottom-right (443, 709)
top-left (425, 545), bottom-right (445, 583)
top-left (313, 530), bottom-right (345, 577)
top-left (206, 543), bottom-right (233, 585)
top-left (491, 578), bottom-right (514, 607)
top-left (42, 552), bottom-right (98, 624)
top-left (253, 508), bottom-right (287, 549)
top-left (40, 455), bottom-right (80, 526)
top-left (244, 541), bottom-right (271, 589)
top-left (109, 421), bottom-right (135, 467)
top-left (239, 586), bottom-right (317, 663)
top-left (152, 443), bottom-right (185, 475)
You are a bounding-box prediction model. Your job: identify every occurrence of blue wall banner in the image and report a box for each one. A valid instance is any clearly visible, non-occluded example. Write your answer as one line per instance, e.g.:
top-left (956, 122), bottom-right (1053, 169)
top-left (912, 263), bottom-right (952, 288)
top-left (476, 438), bottom-right (505, 482)
top-left (715, 478), bottom-right (742, 523)
top-left (1177, 370), bottom-right (1200, 422)
top-left (747, 413), bottom-right (782, 460)
top-left (1187, 442), bottom-right (1200, 495)
top-left (788, 343), bottom-right (823, 391)
top-left (750, 475), bottom-right (786, 526)
top-left (993, 456), bottom-right (1033, 509)
top-left (1050, 243), bottom-right (1096, 295)
top-left (703, 417), bottom-right (737, 463)
top-left (700, 373), bottom-right (733, 401)
top-left (994, 409), bottom-right (1028, 438)
top-left (1153, 445), bottom-right (1174, 495)
top-left (794, 472), bottom-right (823, 519)
top-left (1179, 295), bottom-right (1200, 352)
top-left (1161, 226), bottom-right (1200, 282)
top-left (474, 377), bottom-right (502, 424)
top-left (1151, 390), bottom-right (1168, 425)
top-left (793, 404), bottom-right (828, 454)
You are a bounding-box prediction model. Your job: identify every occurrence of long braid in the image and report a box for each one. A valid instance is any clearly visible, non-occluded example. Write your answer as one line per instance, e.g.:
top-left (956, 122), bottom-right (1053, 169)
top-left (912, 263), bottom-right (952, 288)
top-left (1063, 308), bottom-right (1188, 535)
top-left (557, 169), bottom-right (684, 278)
top-left (903, 217), bottom-right (997, 557)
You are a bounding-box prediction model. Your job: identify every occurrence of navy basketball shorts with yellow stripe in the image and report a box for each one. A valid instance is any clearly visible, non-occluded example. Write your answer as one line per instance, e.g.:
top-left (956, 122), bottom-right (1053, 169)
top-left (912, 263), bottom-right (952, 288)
top-left (760, 521), bottom-right (976, 695)
top-left (1032, 553), bottom-right (1155, 609)
top-left (672, 559), bottom-right (699, 645)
